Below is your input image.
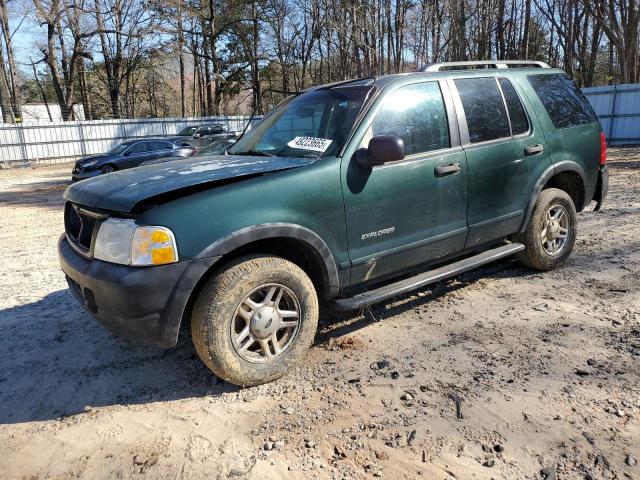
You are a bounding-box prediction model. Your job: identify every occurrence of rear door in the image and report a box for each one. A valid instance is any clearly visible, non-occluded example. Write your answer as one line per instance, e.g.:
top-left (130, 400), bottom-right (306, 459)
top-left (450, 76), bottom-right (551, 247)
top-left (342, 80), bottom-right (468, 285)
top-left (148, 141), bottom-right (175, 161)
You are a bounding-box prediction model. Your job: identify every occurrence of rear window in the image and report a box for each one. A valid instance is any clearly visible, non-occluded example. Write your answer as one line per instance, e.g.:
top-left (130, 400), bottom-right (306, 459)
top-left (528, 74), bottom-right (598, 128)
top-left (455, 77), bottom-right (511, 143)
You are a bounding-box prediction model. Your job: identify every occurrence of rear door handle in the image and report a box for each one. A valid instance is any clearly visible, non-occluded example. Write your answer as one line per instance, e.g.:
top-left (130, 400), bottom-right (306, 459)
top-left (434, 162), bottom-right (461, 177)
top-left (524, 144), bottom-right (544, 156)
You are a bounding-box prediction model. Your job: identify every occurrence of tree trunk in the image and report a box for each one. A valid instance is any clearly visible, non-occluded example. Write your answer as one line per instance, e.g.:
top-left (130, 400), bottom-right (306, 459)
top-left (522, 0), bottom-right (532, 58)
top-left (177, 0), bottom-right (186, 117)
top-left (0, 0), bottom-right (20, 120)
top-left (0, 39), bottom-right (13, 122)
top-left (31, 60), bottom-right (53, 121)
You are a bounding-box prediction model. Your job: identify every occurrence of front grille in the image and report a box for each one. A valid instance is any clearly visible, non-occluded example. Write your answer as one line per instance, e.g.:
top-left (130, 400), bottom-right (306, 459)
top-left (64, 202), bottom-right (104, 254)
top-left (72, 161), bottom-right (81, 174)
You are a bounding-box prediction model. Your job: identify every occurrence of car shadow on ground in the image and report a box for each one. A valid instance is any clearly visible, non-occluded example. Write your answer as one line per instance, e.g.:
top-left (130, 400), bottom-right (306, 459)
top-left (0, 258), bottom-right (529, 425)
top-left (608, 159), bottom-right (640, 170)
top-left (315, 258), bottom-right (531, 344)
top-left (0, 289), bottom-right (239, 425)
top-left (0, 179), bottom-right (69, 209)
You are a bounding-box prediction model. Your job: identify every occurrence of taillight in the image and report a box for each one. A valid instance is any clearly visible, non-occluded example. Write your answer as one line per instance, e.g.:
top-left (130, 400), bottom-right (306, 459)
top-left (600, 132), bottom-right (607, 165)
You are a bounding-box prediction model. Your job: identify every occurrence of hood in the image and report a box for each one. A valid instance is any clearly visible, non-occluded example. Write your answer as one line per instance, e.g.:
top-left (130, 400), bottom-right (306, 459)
top-left (78, 154), bottom-right (109, 165)
top-left (64, 154), bottom-right (319, 212)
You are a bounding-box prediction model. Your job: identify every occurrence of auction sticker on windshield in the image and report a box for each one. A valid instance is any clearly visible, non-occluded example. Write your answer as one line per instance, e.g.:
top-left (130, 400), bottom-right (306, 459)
top-left (287, 136), bottom-right (333, 153)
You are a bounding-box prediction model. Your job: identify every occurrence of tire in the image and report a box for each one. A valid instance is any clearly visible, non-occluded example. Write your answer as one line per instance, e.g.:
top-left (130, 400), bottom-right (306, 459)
top-left (513, 188), bottom-right (577, 271)
top-left (101, 164), bottom-right (116, 174)
top-left (191, 255), bottom-right (319, 386)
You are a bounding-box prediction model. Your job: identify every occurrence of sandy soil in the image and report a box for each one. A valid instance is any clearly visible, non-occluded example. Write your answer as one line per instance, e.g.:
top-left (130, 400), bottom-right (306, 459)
top-left (0, 151), bottom-right (638, 480)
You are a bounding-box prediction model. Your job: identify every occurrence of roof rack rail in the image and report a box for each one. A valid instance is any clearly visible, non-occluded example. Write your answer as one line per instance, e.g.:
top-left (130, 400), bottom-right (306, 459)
top-left (419, 60), bottom-right (551, 72)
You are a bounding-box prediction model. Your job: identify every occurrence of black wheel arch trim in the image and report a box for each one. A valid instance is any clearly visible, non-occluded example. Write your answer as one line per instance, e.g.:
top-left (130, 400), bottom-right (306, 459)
top-left (196, 223), bottom-right (341, 296)
top-left (519, 161), bottom-right (587, 233)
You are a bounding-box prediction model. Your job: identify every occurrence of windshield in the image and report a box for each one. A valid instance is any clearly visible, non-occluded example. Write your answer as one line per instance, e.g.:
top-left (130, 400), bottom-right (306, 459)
top-left (196, 140), bottom-right (234, 157)
top-left (229, 85), bottom-right (372, 158)
top-left (177, 126), bottom-right (197, 136)
top-left (108, 144), bottom-right (130, 154)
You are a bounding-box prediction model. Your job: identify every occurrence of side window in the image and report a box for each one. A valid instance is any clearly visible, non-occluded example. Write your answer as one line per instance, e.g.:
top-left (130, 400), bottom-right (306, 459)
top-left (370, 82), bottom-right (450, 155)
top-left (212, 125), bottom-right (224, 134)
top-left (528, 74), bottom-right (598, 128)
top-left (127, 142), bottom-right (148, 154)
top-left (149, 141), bottom-right (173, 151)
top-left (498, 78), bottom-right (529, 135)
top-left (455, 77), bottom-right (510, 143)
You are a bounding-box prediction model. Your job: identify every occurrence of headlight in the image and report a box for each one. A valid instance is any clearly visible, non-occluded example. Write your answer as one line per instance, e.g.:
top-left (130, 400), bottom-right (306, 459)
top-left (82, 159), bottom-right (98, 167)
top-left (93, 218), bottom-right (135, 264)
top-left (93, 218), bottom-right (179, 266)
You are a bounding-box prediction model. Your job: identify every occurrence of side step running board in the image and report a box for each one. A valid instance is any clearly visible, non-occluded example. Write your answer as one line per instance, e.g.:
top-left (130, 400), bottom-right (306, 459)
top-left (335, 243), bottom-right (525, 310)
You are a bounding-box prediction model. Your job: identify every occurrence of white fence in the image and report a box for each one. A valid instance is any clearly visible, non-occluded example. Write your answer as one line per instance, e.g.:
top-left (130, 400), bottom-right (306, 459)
top-left (583, 83), bottom-right (640, 145)
top-left (0, 116), bottom-right (256, 166)
top-left (1, 83), bottom-right (638, 167)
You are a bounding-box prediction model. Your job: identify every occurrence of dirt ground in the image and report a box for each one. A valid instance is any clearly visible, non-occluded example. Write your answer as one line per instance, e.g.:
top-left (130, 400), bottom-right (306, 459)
top-left (0, 149), bottom-right (638, 480)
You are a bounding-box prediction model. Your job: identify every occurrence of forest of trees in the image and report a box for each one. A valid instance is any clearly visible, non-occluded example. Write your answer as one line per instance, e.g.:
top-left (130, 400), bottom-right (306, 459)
top-left (0, 0), bottom-right (639, 122)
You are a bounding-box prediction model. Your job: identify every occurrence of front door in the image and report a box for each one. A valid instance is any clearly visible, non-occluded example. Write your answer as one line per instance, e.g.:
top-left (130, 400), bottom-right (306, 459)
top-left (122, 141), bottom-right (149, 168)
top-left (450, 76), bottom-right (551, 247)
top-left (341, 80), bottom-right (468, 286)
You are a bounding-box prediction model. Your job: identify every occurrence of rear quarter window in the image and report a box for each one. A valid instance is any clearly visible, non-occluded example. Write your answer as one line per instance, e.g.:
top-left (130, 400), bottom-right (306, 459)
top-left (498, 78), bottom-right (529, 135)
top-left (528, 74), bottom-right (598, 128)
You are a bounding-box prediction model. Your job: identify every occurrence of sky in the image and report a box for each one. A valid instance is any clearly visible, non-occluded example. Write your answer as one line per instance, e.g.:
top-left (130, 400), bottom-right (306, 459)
top-left (8, 2), bottom-right (46, 75)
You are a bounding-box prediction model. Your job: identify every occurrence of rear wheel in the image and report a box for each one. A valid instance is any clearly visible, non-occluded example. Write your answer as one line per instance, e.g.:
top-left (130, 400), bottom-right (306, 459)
top-left (514, 188), bottom-right (577, 271)
top-left (191, 255), bottom-right (319, 386)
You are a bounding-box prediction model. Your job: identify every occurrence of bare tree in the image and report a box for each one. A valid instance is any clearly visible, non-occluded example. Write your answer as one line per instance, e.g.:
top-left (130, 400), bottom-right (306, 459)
top-left (0, 0), bottom-right (20, 121)
top-left (588, 0), bottom-right (639, 83)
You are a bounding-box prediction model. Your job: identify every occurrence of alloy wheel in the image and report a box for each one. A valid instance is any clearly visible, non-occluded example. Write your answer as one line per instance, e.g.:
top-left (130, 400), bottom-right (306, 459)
top-left (540, 204), bottom-right (569, 256)
top-left (231, 284), bottom-right (301, 363)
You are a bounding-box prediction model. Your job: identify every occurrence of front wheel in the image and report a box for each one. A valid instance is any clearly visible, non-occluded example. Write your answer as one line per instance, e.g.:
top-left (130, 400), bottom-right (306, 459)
top-left (191, 256), bottom-right (319, 386)
top-left (513, 188), bottom-right (577, 271)
top-left (101, 164), bottom-right (116, 174)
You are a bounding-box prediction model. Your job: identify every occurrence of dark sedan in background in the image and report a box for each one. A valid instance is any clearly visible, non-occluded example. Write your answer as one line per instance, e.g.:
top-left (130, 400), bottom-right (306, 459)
top-left (141, 138), bottom-right (237, 166)
top-left (172, 124), bottom-right (239, 148)
top-left (72, 139), bottom-right (195, 181)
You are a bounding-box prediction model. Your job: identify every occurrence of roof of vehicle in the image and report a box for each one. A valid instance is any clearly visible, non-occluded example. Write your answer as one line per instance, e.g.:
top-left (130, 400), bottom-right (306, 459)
top-left (308, 60), bottom-right (565, 91)
top-left (119, 138), bottom-right (182, 146)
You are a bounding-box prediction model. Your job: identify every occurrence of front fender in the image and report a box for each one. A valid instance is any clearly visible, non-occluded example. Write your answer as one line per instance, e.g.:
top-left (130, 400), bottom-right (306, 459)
top-left (197, 222), bottom-right (340, 295)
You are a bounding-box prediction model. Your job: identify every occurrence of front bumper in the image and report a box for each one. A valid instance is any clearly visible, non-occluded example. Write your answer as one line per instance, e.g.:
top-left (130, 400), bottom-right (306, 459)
top-left (58, 235), bottom-right (219, 347)
top-left (593, 165), bottom-right (609, 211)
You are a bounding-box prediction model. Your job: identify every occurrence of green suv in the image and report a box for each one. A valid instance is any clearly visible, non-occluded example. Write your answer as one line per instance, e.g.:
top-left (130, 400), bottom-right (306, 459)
top-left (59, 60), bottom-right (608, 386)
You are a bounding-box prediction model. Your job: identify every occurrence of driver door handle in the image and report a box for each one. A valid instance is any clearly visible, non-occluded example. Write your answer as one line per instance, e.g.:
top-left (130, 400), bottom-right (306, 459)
top-left (435, 162), bottom-right (461, 177)
top-left (524, 144), bottom-right (544, 156)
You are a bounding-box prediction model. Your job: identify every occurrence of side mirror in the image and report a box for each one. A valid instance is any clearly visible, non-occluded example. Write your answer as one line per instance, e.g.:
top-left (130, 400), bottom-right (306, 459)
top-left (356, 135), bottom-right (405, 168)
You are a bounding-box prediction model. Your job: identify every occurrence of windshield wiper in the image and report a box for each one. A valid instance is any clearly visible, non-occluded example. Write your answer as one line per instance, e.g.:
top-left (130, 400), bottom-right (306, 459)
top-left (232, 149), bottom-right (276, 157)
